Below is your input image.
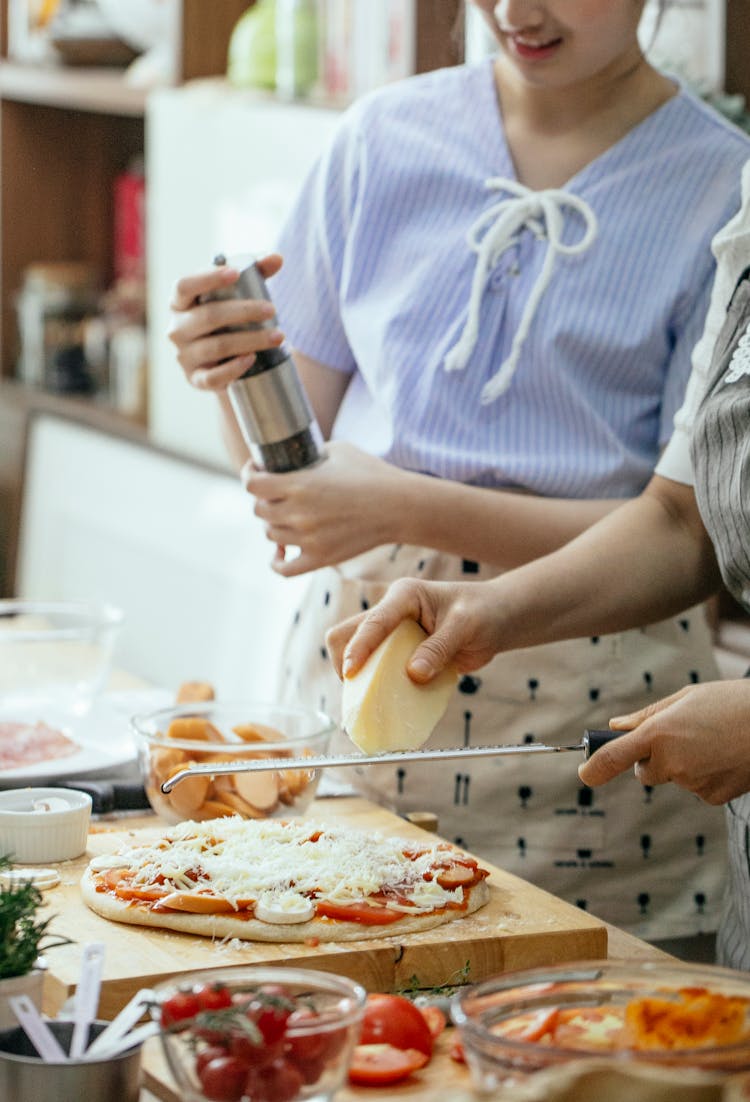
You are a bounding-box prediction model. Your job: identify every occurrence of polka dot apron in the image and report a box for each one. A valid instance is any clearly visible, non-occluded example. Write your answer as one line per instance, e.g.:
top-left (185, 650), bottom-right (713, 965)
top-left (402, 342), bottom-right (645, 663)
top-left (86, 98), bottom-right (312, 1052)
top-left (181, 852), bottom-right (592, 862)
top-left (277, 544), bottom-right (725, 939)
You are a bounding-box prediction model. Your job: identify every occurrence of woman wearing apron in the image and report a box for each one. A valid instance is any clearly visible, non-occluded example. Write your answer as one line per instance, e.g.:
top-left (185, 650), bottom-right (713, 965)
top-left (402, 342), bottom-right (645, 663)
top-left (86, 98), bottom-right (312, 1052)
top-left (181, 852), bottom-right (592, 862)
top-left (169, 2), bottom-right (750, 943)
top-left (332, 162), bottom-right (750, 965)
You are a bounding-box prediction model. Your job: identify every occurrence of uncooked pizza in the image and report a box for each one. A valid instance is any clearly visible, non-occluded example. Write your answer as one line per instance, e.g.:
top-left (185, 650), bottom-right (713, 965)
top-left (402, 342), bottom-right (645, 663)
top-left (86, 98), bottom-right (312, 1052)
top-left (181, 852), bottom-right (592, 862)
top-left (81, 817), bottom-right (491, 942)
top-left (0, 721), bottom-right (79, 771)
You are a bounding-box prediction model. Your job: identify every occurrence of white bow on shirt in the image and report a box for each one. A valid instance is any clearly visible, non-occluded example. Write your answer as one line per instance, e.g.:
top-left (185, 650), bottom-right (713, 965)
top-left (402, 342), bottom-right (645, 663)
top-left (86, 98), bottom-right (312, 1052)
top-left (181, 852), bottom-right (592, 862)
top-left (444, 177), bottom-right (598, 404)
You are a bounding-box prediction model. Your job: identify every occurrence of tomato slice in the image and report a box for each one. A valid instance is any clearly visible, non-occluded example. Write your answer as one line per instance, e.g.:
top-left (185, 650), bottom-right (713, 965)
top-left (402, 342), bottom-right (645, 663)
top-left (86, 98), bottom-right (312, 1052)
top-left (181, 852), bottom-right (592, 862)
top-left (449, 1036), bottom-right (466, 1064)
top-left (419, 1004), bottom-right (447, 1039)
top-left (314, 901), bottom-right (403, 925)
top-left (348, 1044), bottom-right (429, 1086)
top-left (496, 1006), bottom-right (561, 1043)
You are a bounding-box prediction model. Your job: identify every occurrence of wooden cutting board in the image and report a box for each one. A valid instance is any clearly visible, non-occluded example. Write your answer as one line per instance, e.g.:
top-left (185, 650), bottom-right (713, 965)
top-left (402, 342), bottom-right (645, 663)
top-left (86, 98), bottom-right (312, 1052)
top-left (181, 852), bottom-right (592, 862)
top-left (40, 798), bottom-right (607, 1019)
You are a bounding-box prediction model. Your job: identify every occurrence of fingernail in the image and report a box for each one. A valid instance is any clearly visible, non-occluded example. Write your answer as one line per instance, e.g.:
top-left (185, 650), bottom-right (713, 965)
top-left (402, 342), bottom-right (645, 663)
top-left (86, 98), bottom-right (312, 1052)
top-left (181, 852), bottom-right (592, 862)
top-left (268, 328), bottom-right (284, 343)
top-left (408, 658), bottom-right (432, 680)
top-left (342, 654), bottom-right (354, 677)
top-left (260, 303), bottom-right (276, 318)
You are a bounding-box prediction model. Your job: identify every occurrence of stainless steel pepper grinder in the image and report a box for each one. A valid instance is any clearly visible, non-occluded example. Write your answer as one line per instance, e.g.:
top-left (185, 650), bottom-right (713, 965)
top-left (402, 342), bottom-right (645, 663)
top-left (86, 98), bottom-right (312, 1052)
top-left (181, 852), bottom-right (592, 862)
top-left (206, 254), bottom-right (325, 473)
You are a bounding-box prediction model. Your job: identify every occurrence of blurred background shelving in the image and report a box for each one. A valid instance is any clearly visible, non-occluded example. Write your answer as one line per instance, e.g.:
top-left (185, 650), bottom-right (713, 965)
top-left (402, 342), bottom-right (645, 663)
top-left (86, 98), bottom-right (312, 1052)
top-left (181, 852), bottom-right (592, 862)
top-left (1, 0), bottom-right (749, 604)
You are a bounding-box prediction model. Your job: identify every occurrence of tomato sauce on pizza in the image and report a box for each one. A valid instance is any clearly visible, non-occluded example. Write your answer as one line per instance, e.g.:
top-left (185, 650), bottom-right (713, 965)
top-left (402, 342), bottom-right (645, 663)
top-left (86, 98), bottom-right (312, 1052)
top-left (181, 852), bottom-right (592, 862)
top-left (81, 818), bottom-right (491, 942)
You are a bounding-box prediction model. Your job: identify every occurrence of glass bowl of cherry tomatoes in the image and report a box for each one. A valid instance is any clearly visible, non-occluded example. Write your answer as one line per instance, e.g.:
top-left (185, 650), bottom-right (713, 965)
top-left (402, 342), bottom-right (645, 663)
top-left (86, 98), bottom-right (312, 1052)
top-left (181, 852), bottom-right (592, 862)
top-left (451, 959), bottom-right (750, 1092)
top-left (152, 965), bottom-right (366, 1102)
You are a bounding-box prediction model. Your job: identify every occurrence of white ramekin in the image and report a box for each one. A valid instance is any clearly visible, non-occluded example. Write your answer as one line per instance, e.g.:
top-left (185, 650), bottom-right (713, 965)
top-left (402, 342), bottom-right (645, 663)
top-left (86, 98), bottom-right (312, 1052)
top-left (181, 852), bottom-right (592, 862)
top-left (0, 787), bottom-right (92, 863)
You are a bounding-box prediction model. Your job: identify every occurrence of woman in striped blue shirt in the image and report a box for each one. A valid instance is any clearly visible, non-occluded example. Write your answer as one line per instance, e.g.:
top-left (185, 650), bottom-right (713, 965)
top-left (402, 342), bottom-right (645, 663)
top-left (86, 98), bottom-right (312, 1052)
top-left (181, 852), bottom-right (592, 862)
top-left (169, 0), bottom-right (750, 948)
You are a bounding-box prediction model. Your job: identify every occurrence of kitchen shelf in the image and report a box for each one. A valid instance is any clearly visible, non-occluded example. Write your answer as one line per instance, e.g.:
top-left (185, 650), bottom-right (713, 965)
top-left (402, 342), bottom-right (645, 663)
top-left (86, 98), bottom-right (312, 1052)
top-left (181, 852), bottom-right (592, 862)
top-left (0, 59), bottom-right (147, 115)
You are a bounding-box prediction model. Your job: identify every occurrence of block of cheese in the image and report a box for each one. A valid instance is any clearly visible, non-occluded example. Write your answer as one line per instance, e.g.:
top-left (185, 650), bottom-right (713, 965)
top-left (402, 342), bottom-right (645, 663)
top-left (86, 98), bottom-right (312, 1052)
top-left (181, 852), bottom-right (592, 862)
top-left (342, 619), bottom-right (457, 754)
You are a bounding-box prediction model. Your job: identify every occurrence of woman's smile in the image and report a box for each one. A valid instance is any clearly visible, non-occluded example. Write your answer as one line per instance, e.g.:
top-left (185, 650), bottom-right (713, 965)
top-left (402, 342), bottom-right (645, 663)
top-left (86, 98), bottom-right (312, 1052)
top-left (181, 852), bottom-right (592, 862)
top-left (506, 33), bottom-right (564, 62)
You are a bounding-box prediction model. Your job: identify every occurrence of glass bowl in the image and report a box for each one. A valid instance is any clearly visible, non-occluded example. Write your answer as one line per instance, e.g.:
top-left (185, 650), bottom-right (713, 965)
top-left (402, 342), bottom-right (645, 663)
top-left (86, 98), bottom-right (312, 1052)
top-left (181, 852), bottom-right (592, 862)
top-left (132, 702), bottom-right (335, 824)
top-left (0, 600), bottom-right (123, 718)
top-left (451, 960), bottom-right (750, 1092)
top-left (152, 965), bottom-right (366, 1102)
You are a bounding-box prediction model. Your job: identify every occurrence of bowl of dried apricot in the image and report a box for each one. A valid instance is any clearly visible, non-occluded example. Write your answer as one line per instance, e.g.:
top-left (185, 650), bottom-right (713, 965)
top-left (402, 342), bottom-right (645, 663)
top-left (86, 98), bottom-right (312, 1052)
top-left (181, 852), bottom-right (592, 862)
top-left (451, 959), bottom-right (750, 1090)
top-left (132, 701), bottom-right (334, 824)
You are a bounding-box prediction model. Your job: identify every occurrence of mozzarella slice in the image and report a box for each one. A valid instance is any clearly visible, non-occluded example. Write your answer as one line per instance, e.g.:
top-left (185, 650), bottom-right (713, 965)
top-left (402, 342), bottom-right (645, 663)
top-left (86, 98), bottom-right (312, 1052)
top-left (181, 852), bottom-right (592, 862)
top-left (254, 890), bottom-right (315, 924)
top-left (0, 867), bottom-right (60, 890)
top-left (342, 619), bottom-right (457, 754)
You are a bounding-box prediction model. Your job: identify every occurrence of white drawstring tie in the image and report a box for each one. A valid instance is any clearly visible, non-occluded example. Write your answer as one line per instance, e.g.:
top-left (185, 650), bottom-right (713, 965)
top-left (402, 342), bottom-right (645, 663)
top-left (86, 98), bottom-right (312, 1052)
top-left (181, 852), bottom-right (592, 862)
top-left (444, 178), bottom-right (598, 404)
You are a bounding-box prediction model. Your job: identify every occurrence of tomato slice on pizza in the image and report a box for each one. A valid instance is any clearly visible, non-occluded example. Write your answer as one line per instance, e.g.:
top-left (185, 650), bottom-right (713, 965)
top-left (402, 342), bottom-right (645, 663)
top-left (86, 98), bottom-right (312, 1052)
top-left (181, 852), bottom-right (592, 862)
top-left (81, 818), bottom-right (490, 942)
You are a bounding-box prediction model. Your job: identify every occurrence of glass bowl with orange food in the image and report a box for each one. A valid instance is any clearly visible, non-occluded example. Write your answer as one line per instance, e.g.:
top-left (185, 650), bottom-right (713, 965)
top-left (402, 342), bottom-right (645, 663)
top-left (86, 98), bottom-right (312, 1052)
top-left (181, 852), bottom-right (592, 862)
top-left (451, 960), bottom-right (750, 1091)
top-left (132, 702), bottom-right (334, 824)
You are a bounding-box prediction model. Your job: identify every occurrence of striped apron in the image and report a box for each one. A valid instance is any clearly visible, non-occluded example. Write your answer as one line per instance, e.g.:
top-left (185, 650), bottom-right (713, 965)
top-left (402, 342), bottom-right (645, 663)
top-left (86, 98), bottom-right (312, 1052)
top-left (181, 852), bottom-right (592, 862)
top-left (692, 265), bottom-right (750, 970)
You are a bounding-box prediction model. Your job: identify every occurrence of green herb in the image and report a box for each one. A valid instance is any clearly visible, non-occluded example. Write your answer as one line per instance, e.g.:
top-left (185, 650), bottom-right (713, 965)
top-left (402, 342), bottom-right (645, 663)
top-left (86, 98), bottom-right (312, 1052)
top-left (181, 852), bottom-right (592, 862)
top-left (0, 856), bottom-right (71, 980)
top-left (399, 959), bottom-right (472, 999)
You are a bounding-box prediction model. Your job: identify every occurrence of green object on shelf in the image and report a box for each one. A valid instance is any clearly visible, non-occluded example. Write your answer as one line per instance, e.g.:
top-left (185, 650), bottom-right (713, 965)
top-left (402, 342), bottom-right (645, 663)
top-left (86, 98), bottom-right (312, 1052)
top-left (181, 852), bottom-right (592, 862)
top-left (227, 0), bottom-right (277, 90)
top-left (276, 0), bottom-right (319, 99)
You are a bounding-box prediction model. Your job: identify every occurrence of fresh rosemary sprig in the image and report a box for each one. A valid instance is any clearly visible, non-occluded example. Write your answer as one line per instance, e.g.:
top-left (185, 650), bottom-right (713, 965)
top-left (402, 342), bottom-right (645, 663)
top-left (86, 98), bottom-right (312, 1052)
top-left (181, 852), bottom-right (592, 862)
top-left (399, 959), bottom-right (472, 999)
top-left (0, 855), bottom-right (71, 980)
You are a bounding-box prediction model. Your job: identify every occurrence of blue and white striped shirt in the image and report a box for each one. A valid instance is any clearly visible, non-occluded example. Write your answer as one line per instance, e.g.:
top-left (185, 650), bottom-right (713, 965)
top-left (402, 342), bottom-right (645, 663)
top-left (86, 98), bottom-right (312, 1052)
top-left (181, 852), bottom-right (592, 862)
top-left (272, 59), bottom-right (750, 499)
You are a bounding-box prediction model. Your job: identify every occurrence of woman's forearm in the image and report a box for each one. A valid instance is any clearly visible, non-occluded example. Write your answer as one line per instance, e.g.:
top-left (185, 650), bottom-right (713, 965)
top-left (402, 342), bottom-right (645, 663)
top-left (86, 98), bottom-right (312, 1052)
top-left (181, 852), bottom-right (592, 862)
top-left (488, 476), bottom-right (721, 651)
top-left (331, 476), bottom-right (722, 680)
top-left (390, 470), bottom-right (625, 568)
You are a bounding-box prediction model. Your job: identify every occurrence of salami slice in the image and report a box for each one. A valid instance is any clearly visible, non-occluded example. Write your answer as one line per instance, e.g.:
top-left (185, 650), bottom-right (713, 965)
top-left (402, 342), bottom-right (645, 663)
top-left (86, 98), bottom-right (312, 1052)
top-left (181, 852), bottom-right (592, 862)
top-left (0, 721), bottom-right (79, 771)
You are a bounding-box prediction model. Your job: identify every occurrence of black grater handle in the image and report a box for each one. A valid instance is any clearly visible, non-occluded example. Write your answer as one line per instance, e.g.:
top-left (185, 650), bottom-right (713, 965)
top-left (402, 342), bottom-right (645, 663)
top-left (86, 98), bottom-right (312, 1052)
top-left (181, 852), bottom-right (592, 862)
top-left (582, 729), bottom-right (628, 759)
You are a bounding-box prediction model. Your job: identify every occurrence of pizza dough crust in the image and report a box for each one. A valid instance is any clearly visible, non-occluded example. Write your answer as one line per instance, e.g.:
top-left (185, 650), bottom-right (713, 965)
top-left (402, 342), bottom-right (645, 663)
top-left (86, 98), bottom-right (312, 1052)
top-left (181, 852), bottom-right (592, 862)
top-left (80, 868), bottom-right (490, 943)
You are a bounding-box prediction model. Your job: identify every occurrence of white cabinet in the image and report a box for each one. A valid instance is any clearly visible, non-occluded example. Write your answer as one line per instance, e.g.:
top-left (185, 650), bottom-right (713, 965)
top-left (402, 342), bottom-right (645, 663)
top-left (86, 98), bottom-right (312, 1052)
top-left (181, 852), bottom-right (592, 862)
top-left (146, 81), bottom-right (341, 466)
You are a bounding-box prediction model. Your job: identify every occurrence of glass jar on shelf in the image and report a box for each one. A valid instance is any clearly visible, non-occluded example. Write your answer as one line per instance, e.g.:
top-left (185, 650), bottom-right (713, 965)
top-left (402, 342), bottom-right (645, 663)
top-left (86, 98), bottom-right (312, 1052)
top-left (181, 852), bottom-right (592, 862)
top-left (15, 261), bottom-right (101, 395)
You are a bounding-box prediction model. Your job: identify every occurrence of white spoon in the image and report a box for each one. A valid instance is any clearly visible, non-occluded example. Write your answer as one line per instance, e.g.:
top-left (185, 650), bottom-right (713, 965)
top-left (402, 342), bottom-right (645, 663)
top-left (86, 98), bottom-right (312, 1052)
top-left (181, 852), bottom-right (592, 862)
top-left (84, 987), bottom-right (155, 1059)
top-left (9, 995), bottom-right (67, 1062)
top-left (69, 942), bottom-right (105, 1059)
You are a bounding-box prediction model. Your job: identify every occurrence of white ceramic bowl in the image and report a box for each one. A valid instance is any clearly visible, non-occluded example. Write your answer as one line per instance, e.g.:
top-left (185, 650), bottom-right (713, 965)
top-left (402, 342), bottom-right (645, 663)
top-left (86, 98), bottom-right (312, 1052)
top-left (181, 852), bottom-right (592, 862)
top-left (0, 600), bottom-right (123, 719)
top-left (0, 787), bottom-right (92, 863)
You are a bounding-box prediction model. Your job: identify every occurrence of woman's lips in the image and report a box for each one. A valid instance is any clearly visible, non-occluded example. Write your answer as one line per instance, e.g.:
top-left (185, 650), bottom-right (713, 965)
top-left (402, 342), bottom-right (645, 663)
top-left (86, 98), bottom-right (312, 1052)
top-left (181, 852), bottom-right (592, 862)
top-left (509, 35), bottom-right (563, 62)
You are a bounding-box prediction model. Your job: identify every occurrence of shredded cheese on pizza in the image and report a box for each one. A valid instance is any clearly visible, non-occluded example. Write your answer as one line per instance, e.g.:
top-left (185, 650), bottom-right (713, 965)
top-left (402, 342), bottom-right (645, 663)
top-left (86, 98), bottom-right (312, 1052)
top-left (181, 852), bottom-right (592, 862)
top-left (89, 817), bottom-right (475, 915)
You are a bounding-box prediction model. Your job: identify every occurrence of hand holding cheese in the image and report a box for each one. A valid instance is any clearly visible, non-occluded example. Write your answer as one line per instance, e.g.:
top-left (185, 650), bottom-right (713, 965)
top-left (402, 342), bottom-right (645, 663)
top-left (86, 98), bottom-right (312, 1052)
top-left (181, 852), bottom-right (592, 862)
top-left (342, 619), bottom-right (457, 754)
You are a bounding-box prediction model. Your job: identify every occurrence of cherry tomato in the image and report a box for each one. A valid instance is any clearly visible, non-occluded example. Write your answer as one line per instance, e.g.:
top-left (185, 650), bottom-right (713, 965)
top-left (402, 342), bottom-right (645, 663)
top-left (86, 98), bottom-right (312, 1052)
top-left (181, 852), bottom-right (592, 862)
top-left (195, 983), bottom-right (233, 1013)
top-left (161, 989), bottom-right (201, 1028)
top-left (419, 1005), bottom-right (447, 1039)
top-left (250, 999), bottom-right (292, 1045)
top-left (359, 994), bottom-right (434, 1057)
top-left (250, 1057), bottom-right (304, 1102)
top-left (292, 1054), bottom-right (325, 1085)
top-left (196, 1044), bottom-right (230, 1077)
top-left (227, 1030), bottom-right (267, 1065)
top-left (198, 1055), bottom-right (249, 1102)
top-left (348, 1043), bottom-right (429, 1086)
top-left (284, 1007), bottom-right (341, 1064)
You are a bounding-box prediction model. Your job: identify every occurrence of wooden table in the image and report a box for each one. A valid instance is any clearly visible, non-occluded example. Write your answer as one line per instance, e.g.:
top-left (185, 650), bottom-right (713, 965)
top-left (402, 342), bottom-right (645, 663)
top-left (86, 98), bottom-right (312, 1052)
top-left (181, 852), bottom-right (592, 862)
top-left (47, 803), bottom-right (670, 1102)
top-left (138, 916), bottom-right (670, 1102)
top-left (13, 665), bottom-right (672, 1102)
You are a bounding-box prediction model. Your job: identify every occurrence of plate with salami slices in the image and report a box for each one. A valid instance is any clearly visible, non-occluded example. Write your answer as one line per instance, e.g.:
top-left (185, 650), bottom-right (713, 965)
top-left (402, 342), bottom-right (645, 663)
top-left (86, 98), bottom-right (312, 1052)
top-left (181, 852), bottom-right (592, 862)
top-left (0, 689), bottom-right (170, 787)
